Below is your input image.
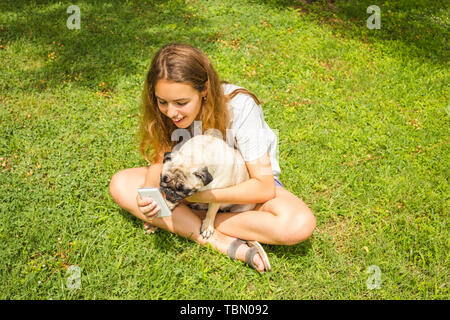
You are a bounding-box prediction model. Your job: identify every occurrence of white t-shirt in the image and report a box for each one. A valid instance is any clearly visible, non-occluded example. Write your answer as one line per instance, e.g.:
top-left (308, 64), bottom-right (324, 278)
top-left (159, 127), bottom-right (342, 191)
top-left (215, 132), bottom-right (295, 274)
top-left (222, 83), bottom-right (281, 180)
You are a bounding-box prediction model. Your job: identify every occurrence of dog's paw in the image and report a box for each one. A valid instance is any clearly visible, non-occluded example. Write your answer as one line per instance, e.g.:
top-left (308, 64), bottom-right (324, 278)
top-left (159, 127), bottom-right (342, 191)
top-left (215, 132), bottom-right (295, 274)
top-left (200, 220), bottom-right (214, 239)
top-left (144, 223), bottom-right (158, 234)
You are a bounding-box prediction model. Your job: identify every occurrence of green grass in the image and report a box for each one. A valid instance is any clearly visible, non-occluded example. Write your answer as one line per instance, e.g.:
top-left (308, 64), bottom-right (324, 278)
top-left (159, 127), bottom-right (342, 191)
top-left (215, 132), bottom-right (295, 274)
top-left (0, 0), bottom-right (448, 299)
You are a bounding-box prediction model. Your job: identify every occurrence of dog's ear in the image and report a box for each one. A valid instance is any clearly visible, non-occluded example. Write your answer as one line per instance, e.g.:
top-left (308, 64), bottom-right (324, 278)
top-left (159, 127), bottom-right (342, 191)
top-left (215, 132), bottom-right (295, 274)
top-left (163, 152), bottom-right (172, 163)
top-left (193, 167), bottom-right (213, 186)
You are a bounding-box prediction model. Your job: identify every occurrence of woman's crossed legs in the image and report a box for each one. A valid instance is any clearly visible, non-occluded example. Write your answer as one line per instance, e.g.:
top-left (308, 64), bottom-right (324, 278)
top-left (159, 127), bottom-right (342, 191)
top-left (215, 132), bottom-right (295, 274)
top-left (109, 165), bottom-right (316, 273)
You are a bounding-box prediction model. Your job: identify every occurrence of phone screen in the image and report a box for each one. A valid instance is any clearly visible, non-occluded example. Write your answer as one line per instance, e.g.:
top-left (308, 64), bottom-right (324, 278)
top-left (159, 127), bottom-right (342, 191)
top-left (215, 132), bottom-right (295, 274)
top-left (137, 187), bottom-right (172, 218)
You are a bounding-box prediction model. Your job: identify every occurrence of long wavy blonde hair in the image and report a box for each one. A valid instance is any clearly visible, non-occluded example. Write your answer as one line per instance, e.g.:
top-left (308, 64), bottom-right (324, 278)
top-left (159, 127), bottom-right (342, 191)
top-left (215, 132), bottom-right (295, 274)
top-left (139, 43), bottom-right (261, 164)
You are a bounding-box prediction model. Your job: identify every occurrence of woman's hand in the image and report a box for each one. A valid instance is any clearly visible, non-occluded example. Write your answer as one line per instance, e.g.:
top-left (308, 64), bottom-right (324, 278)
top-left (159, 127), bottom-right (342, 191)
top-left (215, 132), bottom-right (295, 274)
top-left (136, 193), bottom-right (160, 220)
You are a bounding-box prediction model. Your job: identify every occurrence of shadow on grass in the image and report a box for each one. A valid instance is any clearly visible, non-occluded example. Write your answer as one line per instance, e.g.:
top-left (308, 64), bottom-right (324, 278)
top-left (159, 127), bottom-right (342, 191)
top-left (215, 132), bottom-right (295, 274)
top-left (258, 0), bottom-right (449, 64)
top-left (2, 0), bottom-right (447, 95)
top-left (266, 238), bottom-right (313, 259)
top-left (0, 0), bottom-right (215, 93)
top-left (118, 207), bottom-right (193, 250)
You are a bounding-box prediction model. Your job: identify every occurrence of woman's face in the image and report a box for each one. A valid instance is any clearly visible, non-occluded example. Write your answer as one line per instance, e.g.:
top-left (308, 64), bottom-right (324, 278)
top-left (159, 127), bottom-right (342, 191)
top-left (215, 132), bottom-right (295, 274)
top-left (154, 79), bottom-right (206, 129)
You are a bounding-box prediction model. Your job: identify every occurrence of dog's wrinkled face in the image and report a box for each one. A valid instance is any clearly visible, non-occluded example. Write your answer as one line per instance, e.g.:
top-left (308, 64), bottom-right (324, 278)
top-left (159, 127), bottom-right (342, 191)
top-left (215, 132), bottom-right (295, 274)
top-left (160, 152), bottom-right (213, 204)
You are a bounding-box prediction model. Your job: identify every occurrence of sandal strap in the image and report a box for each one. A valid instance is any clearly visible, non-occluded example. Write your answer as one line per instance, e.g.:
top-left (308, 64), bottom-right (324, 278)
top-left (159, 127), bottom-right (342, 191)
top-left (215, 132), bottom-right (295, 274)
top-left (245, 246), bottom-right (258, 269)
top-left (227, 239), bottom-right (272, 272)
top-left (227, 238), bottom-right (246, 260)
top-left (248, 240), bottom-right (271, 272)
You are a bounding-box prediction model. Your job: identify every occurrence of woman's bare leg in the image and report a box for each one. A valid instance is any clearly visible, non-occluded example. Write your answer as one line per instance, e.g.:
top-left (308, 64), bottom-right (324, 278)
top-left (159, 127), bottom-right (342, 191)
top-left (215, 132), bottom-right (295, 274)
top-left (109, 166), bottom-right (267, 272)
top-left (214, 187), bottom-right (316, 245)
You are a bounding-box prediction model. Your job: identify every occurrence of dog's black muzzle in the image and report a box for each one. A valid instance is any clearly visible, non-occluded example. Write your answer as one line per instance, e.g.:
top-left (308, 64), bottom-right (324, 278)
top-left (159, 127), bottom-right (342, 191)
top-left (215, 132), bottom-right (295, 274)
top-left (160, 186), bottom-right (184, 203)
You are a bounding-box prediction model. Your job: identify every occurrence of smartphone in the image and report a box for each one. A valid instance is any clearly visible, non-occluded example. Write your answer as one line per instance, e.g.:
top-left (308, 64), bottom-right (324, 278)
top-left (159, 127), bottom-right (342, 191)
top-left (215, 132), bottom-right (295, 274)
top-left (137, 187), bottom-right (172, 218)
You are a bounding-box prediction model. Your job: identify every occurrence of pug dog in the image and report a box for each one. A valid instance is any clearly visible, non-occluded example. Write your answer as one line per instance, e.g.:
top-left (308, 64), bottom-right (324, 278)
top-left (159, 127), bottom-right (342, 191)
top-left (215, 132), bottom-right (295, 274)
top-left (160, 134), bottom-right (256, 239)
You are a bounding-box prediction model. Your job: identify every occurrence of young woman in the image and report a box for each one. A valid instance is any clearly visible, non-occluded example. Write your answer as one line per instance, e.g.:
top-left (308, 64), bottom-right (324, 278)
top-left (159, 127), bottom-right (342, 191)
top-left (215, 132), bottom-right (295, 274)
top-left (109, 43), bottom-right (316, 273)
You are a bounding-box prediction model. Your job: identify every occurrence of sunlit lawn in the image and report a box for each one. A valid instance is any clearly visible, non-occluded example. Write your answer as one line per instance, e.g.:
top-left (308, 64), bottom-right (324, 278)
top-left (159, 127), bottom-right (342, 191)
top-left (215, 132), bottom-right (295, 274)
top-left (0, 0), bottom-right (448, 299)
